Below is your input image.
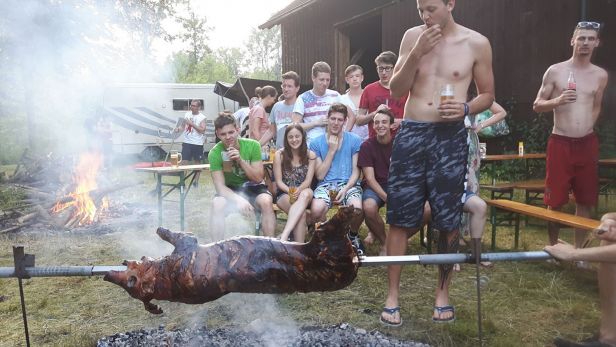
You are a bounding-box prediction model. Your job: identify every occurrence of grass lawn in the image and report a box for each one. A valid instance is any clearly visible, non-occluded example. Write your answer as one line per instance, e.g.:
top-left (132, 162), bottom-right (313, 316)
top-left (0, 164), bottom-right (614, 346)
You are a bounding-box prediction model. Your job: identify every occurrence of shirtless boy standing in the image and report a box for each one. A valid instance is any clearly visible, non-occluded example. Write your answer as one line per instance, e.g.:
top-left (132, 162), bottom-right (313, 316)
top-left (533, 22), bottom-right (608, 268)
top-left (380, 0), bottom-right (494, 326)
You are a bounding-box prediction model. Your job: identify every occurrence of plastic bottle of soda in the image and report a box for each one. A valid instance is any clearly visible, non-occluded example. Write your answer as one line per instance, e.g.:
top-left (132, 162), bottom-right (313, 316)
top-left (567, 71), bottom-right (576, 90)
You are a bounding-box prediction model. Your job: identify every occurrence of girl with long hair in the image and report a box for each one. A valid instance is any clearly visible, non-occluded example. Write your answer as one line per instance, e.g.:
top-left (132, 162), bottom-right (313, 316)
top-left (273, 124), bottom-right (316, 242)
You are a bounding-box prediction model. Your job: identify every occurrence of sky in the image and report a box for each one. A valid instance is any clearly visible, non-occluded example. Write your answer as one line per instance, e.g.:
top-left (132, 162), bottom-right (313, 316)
top-left (193, 0), bottom-right (292, 49)
top-left (153, 0), bottom-right (293, 60)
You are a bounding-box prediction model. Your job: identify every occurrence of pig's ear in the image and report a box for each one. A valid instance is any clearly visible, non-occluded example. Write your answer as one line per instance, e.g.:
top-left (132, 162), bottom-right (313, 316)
top-left (122, 260), bottom-right (139, 268)
top-left (127, 275), bottom-right (137, 288)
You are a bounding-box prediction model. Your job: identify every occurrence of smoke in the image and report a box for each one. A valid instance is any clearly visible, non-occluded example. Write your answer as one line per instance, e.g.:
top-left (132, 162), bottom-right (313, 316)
top-left (0, 0), bottom-right (173, 160)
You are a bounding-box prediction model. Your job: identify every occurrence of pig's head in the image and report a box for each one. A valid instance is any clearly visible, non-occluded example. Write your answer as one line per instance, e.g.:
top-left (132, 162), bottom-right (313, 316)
top-left (104, 256), bottom-right (168, 314)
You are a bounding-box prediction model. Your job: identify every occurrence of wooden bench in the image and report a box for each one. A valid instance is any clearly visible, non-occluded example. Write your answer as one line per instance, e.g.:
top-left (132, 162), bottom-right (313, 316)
top-left (485, 199), bottom-right (600, 251)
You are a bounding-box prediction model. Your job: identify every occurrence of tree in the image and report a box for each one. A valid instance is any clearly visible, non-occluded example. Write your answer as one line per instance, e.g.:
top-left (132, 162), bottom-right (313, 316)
top-left (244, 26), bottom-right (282, 80)
top-left (175, 11), bottom-right (211, 62)
top-left (215, 47), bottom-right (245, 80)
top-left (170, 51), bottom-right (234, 84)
top-left (110, 0), bottom-right (187, 59)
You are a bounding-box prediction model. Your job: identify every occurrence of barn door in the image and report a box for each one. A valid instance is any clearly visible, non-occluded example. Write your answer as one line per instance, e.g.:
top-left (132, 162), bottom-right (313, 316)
top-left (334, 28), bottom-right (350, 92)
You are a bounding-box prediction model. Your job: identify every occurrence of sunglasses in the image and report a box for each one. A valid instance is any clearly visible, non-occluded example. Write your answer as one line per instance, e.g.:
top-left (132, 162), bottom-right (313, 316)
top-left (577, 21), bottom-right (600, 30)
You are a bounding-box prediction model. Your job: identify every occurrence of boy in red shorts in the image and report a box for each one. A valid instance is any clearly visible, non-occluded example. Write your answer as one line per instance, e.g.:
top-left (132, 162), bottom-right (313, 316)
top-left (533, 21), bottom-right (608, 268)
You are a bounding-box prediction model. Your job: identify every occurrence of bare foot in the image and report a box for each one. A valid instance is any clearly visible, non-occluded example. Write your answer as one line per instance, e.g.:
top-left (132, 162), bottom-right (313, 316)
top-left (364, 232), bottom-right (375, 245)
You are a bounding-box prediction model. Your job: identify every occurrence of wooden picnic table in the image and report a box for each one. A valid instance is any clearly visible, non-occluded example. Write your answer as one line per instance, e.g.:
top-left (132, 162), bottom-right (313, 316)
top-left (481, 153), bottom-right (546, 185)
top-left (135, 164), bottom-right (210, 230)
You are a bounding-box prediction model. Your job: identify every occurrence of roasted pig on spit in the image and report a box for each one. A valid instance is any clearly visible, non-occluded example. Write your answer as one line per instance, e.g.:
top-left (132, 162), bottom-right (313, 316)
top-left (104, 207), bottom-right (361, 314)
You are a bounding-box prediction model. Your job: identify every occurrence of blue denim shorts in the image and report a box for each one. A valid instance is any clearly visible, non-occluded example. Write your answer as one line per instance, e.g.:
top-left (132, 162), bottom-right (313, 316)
top-left (362, 185), bottom-right (387, 208)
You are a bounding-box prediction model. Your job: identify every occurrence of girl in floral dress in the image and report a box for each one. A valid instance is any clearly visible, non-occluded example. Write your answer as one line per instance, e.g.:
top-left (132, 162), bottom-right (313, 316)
top-left (273, 124), bottom-right (316, 242)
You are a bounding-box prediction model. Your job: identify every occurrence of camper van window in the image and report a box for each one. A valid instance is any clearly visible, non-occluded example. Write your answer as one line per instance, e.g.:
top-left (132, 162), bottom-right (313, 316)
top-left (172, 99), bottom-right (204, 111)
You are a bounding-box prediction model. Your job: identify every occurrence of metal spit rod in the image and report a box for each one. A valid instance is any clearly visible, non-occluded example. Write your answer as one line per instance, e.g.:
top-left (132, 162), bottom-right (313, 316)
top-left (357, 251), bottom-right (552, 266)
top-left (0, 266), bottom-right (127, 278)
top-left (0, 251), bottom-right (552, 278)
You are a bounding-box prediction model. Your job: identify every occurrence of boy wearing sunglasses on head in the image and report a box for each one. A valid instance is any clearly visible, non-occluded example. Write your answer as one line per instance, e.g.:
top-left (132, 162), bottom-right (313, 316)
top-left (533, 22), bottom-right (608, 267)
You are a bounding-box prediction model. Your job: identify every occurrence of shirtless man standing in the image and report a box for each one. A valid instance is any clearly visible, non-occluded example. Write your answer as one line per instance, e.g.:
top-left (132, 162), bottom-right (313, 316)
top-left (380, 0), bottom-right (494, 326)
top-left (533, 22), bottom-right (608, 264)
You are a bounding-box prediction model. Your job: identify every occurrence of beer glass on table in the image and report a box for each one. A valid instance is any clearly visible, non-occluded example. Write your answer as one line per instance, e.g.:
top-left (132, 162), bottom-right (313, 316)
top-left (170, 151), bottom-right (182, 166)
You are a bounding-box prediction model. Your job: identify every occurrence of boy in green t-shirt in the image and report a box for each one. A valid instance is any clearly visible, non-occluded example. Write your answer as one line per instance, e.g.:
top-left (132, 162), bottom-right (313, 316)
top-left (208, 114), bottom-right (275, 239)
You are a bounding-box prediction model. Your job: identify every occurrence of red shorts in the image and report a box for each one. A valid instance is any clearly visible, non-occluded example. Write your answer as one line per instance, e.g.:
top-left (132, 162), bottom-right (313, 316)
top-left (544, 132), bottom-right (598, 208)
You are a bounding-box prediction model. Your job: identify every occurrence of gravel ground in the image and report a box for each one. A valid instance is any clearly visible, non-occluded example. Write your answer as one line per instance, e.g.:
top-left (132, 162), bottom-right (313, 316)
top-left (97, 323), bottom-right (431, 347)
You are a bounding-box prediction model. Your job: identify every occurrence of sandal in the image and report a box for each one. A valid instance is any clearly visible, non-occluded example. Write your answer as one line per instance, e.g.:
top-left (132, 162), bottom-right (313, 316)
top-left (432, 305), bottom-right (455, 323)
top-left (380, 306), bottom-right (402, 327)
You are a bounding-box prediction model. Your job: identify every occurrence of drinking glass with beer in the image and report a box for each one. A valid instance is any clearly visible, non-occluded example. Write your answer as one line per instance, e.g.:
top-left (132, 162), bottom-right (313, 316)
top-left (288, 186), bottom-right (297, 204)
top-left (440, 84), bottom-right (454, 104)
top-left (170, 151), bottom-right (182, 166)
top-left (221, 150), bottom-right (233, 173)
top-left (328, 188), bottom-right (339, 208)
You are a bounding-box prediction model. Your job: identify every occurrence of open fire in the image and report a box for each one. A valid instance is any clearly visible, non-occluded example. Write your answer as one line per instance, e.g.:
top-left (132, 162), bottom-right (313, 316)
top-left (51, 152), bottom-right (108, 226)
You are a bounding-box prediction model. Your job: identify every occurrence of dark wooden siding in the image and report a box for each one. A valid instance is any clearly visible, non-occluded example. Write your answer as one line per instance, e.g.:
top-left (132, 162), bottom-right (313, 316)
top-left (278, 0), bottom-right (615, 126)
top-left (279, 0), bottom-right (394, 87)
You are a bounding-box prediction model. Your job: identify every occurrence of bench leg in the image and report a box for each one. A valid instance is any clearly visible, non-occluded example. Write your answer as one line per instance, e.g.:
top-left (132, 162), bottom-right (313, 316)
top-left (491, 206), bottom-right (497, 251)
top-left (514, 214), bottom-right (520, 249)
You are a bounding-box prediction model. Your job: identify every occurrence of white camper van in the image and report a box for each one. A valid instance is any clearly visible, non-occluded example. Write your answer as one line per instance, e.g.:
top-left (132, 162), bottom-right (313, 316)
top-left (101, 83), bottom-right (239, 160)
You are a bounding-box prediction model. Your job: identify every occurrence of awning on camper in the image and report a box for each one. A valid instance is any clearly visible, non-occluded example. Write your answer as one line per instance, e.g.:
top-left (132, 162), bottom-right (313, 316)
top-left (214, 78), bottom-right (280, 107)
top-left (214, 77), bottom-right (311, 107)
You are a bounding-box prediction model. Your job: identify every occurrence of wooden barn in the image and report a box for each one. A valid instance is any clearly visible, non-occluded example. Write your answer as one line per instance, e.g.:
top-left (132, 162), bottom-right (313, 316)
top-left (260, 0), bottom-right (616, 134)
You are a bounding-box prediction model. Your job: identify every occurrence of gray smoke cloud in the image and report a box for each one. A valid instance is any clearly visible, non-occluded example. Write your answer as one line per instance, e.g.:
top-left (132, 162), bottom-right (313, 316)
top-left (0, 0), bottom-right (173, 159)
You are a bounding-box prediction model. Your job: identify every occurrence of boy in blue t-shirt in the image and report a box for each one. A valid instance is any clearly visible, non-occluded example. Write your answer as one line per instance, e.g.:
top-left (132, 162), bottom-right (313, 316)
top-left (309, 103), bottom-right (365, 254)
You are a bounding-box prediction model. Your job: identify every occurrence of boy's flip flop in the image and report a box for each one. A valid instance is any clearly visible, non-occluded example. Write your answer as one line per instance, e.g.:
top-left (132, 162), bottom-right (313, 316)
top-left (432, 305), bottom-right (455, 323)
top-left (380, 306), bottom-right (402, 327)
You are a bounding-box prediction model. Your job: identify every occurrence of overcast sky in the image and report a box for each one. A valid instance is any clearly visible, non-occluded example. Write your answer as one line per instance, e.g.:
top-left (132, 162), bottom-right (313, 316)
top-left (153, 0), bottom-right (292, 61)
top-left (193, 0), bottom-right (292, 49)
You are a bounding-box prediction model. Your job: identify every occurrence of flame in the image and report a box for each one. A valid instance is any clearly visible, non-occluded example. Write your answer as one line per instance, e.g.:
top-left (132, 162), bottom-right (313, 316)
top-left (51, 152), bottom-right (107, 226)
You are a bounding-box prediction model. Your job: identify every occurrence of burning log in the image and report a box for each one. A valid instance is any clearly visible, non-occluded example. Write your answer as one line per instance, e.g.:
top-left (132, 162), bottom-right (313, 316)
top-left (54, 182), bottom-right (138, 205)
top-left (105, 207), bottom-right (362, 314)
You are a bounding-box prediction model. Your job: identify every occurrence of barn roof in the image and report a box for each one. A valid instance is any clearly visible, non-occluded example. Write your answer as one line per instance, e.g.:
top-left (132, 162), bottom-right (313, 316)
top-left (259, 0), bottom-right (319, 29)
